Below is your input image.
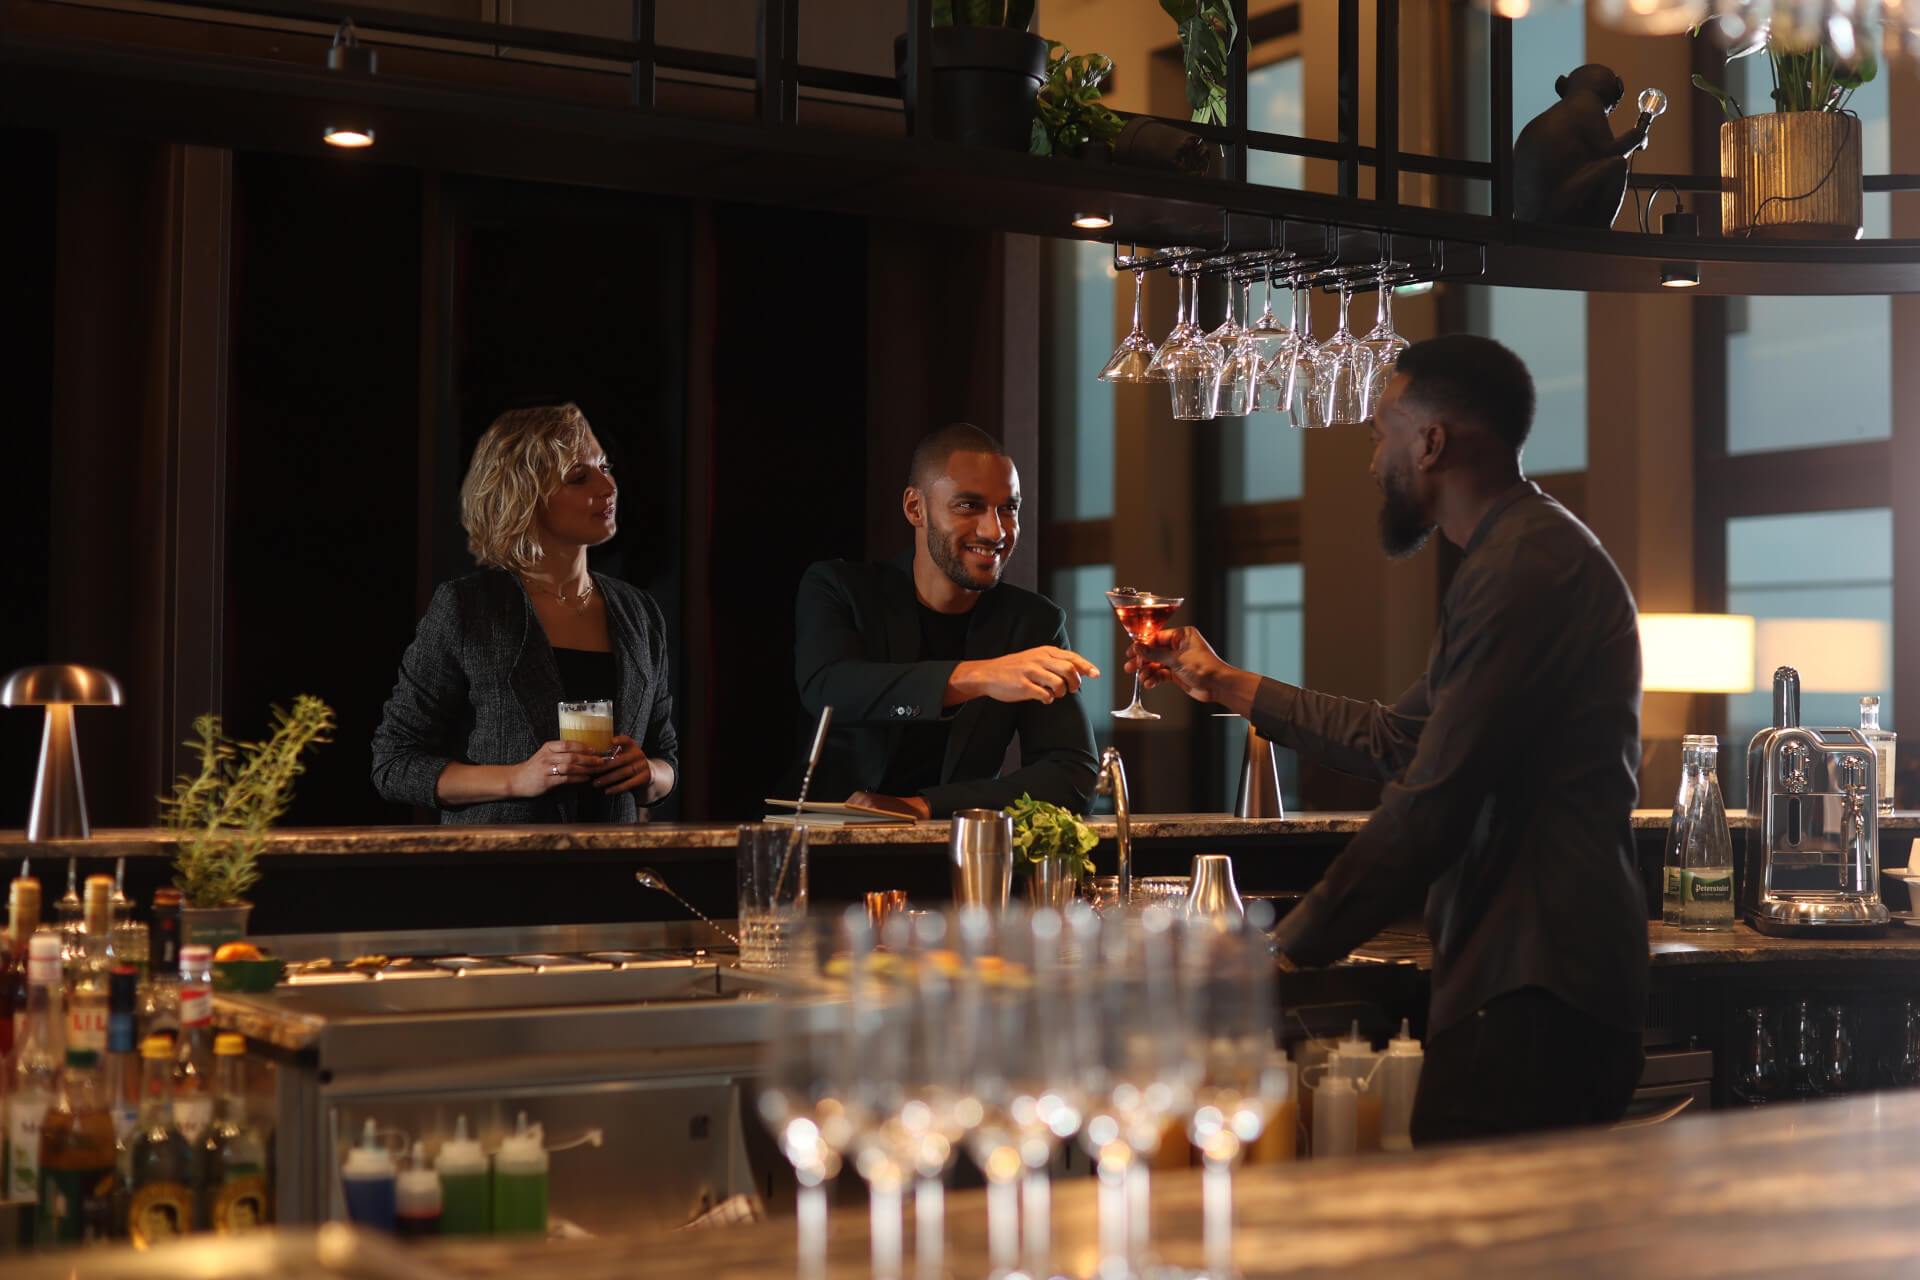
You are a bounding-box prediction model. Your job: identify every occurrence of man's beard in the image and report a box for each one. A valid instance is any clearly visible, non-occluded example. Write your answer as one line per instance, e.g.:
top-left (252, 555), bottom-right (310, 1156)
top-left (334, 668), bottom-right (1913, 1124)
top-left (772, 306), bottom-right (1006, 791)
top-left (927, 522), bottom-right (1008, 592)
top-left (1377, 465), bottom-right (1435, 560)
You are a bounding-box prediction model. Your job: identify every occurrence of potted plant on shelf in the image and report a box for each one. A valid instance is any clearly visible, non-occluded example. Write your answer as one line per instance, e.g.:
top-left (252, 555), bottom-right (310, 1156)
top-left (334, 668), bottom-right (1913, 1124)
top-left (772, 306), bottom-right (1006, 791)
top-left (160, 695), bottom-right (334, 949)
top-left (1004, 793), bottom-right (1097, 908)
top-left (1693, 22), bottom-right (1874, 239)
top-left (1031, 42), bottom-right (1124, 160)
top-left (896, 1), bottom-right (1049, 153)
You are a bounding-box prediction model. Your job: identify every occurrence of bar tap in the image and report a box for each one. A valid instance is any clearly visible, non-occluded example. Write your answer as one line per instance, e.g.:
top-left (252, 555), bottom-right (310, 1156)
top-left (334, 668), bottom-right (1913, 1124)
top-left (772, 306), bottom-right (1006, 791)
top-left (1096, 747), bottom-right (1132, 908)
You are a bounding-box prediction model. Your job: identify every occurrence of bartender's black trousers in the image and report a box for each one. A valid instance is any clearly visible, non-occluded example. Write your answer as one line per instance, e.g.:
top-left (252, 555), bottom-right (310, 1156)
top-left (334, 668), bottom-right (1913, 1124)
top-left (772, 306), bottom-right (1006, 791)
top-left (1409, 985), bottom-right (1644, 1146)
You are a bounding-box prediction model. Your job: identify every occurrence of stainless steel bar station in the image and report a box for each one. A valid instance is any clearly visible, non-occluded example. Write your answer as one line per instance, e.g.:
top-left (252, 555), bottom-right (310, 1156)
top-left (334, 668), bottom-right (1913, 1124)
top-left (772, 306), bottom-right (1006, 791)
top-left (11, 0), bottom-right (1920, 1275)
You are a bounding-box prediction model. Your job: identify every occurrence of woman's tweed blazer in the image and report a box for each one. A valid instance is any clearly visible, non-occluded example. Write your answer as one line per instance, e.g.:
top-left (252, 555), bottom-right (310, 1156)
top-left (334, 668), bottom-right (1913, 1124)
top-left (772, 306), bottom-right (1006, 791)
top-left (371, 568), bottom-right (679, 823)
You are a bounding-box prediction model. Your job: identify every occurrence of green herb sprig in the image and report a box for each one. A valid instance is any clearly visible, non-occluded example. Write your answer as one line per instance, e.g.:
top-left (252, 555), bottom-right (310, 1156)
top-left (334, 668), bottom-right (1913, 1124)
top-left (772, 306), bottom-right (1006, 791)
top-left (160, 695), bottom-right (335, 908)
top-left (1003, 793), bottom-right (1097, 878)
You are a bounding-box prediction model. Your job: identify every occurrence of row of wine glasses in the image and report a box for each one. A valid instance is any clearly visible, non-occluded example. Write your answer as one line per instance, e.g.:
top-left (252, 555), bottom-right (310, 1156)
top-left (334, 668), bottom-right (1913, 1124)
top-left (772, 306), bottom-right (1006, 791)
top-left (757, 902), bottom-right (1283, 1280)
top-left (1102, 256), bottom-right (1412, 428)
top-left (1728, 998), bottom-right (1920, 1105)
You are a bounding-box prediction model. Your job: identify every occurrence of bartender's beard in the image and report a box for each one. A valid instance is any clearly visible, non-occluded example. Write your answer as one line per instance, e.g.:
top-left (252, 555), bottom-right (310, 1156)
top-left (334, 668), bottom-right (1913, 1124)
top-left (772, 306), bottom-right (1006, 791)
top-left (926, 522), bottom-right (1010, 593)
top-left (1377, 462), bottom-right (1435, 560)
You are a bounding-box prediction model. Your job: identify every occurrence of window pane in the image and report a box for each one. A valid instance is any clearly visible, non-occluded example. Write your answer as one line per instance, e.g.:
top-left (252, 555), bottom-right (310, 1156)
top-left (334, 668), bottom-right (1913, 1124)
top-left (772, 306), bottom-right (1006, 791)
top-left (1046, 240), bottom-right (1116, 521)
top-left (1052, 563), bottom-right (1116, 751)
top-left (1724, 60), bottom-right (1890, 455)
top-left (1724, 508), bottom-right (1893, 807)
top-left (1462, 0), bottom-right (1583, 158)
top-left (1220, 564), bottom-right (1304, 811)
top-left (1216, 407), bottom-right (1303, 504)
top-left (1247, 56), bottom-right (1305, 192)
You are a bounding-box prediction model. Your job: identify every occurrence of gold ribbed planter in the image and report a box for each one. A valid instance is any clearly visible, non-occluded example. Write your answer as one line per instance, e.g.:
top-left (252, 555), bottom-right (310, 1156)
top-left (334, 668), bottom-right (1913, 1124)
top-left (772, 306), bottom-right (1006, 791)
top-left (1721, 112), bottom-right (1863, 240)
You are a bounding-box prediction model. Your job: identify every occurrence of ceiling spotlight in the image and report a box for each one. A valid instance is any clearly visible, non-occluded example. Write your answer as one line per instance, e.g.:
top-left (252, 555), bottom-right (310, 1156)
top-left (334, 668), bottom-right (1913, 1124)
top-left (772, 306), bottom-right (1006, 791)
top-left (1071, 212), bottom-right (1114, 230)
top-left (1659, 206), bottom-right (1699, 288)
top-left (323, 19), bottom-right (377, 148)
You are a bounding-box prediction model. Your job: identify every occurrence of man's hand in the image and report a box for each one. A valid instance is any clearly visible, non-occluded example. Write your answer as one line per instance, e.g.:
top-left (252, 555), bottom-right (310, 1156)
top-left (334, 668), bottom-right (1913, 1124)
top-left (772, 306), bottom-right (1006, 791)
top-left (948, 647), bottom-right (1100, 707)
top-left (848, 792), bottom-right (932, 821)
top-left (1127, 626), bottom-right (1260, 717)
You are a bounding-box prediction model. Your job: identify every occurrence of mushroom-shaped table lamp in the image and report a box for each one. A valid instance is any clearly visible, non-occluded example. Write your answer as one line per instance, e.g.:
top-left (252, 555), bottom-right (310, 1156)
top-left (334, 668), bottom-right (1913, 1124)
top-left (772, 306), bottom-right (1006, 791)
top-left (1, 665), bottom-right (123, 841)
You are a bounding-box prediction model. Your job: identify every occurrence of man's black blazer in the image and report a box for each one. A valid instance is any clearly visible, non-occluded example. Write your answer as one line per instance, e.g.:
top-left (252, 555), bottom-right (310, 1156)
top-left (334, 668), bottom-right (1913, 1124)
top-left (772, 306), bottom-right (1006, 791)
top-left (791, 554), bottom-right (1098, 817)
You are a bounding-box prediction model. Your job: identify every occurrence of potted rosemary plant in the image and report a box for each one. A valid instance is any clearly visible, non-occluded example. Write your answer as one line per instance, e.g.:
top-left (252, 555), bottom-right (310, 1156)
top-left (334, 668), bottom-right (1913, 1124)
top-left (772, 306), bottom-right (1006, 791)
top-left (1694, 22), bottom-right (1874, 238)
top-left (1004, 794), bottom-right (1097, 908)
top-left (160, 695), bottom-right (334, 948)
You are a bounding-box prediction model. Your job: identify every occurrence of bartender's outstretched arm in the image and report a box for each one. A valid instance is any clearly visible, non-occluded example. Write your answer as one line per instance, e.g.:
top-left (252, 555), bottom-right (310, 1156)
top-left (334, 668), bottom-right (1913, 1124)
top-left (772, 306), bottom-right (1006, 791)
top-left (945, 646), bottom-right (1100, 707)
top-left (1127, 626), bottom-right (1263, 718)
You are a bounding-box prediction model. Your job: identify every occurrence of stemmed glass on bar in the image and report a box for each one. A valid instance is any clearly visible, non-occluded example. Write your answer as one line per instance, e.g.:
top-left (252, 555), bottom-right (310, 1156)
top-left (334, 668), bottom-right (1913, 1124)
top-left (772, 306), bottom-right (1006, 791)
top-left (1106, 588), bottom-right (1184, 720)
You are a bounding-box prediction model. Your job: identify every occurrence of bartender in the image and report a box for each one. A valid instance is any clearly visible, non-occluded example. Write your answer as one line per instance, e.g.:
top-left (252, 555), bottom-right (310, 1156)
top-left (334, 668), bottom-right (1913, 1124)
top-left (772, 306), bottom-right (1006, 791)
top-left (1132, 336), bottom-right (1648, 1143)
top-left (371, 402), bottom-right (678, 822)
top-left (790, 423), bottom-right (1099, 819)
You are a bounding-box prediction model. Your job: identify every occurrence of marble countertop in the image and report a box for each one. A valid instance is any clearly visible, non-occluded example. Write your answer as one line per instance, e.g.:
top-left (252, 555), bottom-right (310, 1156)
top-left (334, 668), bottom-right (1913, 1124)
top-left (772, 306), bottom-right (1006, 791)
top-left (401, 1088), bottom-right (1920, 1277)
top-left (13, 808), bottom-right (1915, 859)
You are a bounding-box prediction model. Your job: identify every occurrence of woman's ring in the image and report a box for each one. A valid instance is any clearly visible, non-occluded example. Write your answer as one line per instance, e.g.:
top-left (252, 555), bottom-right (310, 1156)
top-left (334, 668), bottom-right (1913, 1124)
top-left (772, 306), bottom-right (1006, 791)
top-left (550, 765), bottom-right (559, 776)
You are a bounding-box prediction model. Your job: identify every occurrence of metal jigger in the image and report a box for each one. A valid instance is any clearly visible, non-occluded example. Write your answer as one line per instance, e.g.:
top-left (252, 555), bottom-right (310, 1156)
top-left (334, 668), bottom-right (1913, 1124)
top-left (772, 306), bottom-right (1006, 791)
top-left (1186, 854), bottom-right (1245, 926)
top-left (1234, 721), bottom-right (1287, 819)
top-left (1, 666), bottom-right (123, 842)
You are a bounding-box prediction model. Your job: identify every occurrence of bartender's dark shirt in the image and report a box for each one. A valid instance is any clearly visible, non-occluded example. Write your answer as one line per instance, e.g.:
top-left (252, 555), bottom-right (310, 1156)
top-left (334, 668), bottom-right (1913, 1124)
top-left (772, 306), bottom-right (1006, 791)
top-left (877, 605), bottom-right (973, 796)
top-left (1266, 481), bottom-right (1649, 1036)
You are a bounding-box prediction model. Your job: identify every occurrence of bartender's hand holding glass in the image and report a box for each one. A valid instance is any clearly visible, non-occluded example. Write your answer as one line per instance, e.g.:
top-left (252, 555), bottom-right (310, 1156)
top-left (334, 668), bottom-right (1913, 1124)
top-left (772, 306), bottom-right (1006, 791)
top-left (1127, 626), bottom-right (1261, 717)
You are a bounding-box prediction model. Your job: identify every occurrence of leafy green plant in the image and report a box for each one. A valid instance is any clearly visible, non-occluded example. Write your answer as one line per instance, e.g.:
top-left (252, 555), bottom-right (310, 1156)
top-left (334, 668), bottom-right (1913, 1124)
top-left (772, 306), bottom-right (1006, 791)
top-left (1161, 0), bottom-right (1240, 127)
top-left (161, 695), bottom-right (335, 908)
top-left (1031, 42), bottom-right (1124, 158)
top-left (933, 0), bottom-right (1035, 30)
top-left (1692, 21), bottom-right (1876, 120)
top-left (1004, 793), bottom-right (1098, 878)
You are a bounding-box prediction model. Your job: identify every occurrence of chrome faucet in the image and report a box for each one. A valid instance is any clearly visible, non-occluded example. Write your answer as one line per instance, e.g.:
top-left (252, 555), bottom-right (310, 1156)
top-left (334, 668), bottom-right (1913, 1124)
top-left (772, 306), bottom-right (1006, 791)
top-left (1096, 746), bottom-right (1132, 907)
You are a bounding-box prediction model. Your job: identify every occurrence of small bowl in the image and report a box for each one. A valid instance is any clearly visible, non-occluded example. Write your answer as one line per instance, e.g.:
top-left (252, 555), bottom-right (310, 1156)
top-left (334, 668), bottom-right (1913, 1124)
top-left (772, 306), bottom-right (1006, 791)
top-left (214, 957), bottom-right (286, 993)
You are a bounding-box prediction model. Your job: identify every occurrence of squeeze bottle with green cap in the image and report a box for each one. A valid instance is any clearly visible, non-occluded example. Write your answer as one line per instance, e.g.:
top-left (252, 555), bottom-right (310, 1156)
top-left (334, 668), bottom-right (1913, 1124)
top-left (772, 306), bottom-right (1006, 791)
top-left (1380, 1019), bottom-right (1424, 1152)
top-left (340, 1118), bottom-right (397, 1231)
top-left (395, 1140), bottom-right (442, 1238)
top-left (491, 1112), bottom-right (547, 1236)
top-left (434, 1115), bottom-right (490, 1235)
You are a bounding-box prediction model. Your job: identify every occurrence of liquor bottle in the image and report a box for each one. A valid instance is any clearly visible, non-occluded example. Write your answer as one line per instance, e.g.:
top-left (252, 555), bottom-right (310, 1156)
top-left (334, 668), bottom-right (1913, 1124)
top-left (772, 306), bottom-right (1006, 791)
top-left (8, 931), bottom-right (63, 1202)
top-left (38, 1046), bottom-right (119, 1244)
top-left (127, 1036), bottom-right (195, 1247)
top-left (66, 875), bottom-right (115, 1061)
top-left (55, 858), bottom-right (82, 963)
top-left (201, 1033), bottom-right (268, 1233)
top-left (1861, 696), bottom-right (1897, 816)
top-left (1678, 735), bottom-right (1736, 932)
top-left (173, 946), bottom-right (214, 1142)
top-left (139, 888), bottom-right (183, 1046)
top-left (5, 876), bottom-right (42, 1051)
top-left (105, 965), bottom-right (141, 1149)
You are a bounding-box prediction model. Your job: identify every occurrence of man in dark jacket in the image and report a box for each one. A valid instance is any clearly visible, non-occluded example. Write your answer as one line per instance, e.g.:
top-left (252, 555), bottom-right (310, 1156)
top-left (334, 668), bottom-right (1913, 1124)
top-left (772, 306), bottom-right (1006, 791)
top-left (1132, 335), bottom-right (1649, 1144)
top-left (791, 423), bottom-right (1100, 819)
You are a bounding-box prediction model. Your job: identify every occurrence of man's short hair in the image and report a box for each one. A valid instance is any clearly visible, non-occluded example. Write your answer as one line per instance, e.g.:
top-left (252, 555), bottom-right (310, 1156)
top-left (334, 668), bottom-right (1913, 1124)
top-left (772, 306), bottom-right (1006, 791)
top-left (908, 423), bottom-right (1008, 489)
top-left (1394, 335), bottom-right (1535, 452)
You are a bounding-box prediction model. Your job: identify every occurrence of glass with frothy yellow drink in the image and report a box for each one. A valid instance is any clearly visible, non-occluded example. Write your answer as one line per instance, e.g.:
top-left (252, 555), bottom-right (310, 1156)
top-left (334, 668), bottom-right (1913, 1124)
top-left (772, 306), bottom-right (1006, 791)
top-left (558, 700), bottom-right (616, 757)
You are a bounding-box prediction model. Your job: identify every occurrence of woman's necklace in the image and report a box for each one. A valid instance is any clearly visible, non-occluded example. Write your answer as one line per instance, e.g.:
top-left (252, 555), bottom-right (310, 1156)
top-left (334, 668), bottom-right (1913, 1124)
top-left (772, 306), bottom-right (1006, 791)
top-left (521, 573), bottom-right (596, 616)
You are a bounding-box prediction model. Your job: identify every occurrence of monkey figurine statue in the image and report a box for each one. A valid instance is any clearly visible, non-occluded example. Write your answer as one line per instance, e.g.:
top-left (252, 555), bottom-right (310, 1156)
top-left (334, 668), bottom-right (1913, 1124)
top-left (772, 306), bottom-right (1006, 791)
top-left (1512, 64), bottom-right (1659, 228)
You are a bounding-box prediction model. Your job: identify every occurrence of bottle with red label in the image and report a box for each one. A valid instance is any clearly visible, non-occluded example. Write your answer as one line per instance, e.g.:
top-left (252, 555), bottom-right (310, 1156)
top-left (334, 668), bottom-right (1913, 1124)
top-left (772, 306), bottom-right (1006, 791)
top-left (173, 946), bottom-right (214, 1142)
top-left (65, 876), bottom-right (115, 1061)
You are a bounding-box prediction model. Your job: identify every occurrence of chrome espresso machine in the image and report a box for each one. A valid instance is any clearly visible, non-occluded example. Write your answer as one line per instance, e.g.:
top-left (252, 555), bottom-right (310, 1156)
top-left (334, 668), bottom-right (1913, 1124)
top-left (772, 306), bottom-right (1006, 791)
top-left (1742, 665), bottom-right (1890, 937)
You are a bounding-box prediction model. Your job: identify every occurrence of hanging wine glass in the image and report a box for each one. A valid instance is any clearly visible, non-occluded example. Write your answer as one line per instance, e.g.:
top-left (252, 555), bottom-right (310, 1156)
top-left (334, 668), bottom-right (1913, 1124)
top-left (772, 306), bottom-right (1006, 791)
top-left (1144, 273), bottom-right (1202, 383)
top-left (1280, 277), bottom-right (1326, 429)
top-left (1160, 269), bottom-right (1225, 421)
top-left (1250, 271), bottom-right (1298, 419)
top-left (1100, 265), bottom-right (1159, 384)
top-left (1216, 275), bottom-right (1261, 419)
top-left (1358, 268), bottom-right (1412, 418)
top-left (1311, 274), bottom-right (1378, 426)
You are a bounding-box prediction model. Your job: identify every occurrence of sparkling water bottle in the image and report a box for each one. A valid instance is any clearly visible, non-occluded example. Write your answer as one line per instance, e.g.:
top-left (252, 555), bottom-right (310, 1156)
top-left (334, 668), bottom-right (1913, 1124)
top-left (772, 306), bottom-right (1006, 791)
top-left (1678, 735), bottom-right (1735, 931)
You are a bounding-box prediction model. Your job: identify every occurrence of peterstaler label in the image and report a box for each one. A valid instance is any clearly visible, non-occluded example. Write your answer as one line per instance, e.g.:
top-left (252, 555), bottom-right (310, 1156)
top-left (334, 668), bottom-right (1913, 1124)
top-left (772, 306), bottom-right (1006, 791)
top-left (1684, 871), bottom-right (1734, 903)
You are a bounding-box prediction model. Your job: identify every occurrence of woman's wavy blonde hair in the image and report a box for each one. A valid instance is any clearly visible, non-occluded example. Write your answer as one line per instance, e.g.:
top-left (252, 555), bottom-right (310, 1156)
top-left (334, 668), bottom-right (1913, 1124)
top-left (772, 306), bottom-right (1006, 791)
top-left (460, 402), bottom-right (595, 572)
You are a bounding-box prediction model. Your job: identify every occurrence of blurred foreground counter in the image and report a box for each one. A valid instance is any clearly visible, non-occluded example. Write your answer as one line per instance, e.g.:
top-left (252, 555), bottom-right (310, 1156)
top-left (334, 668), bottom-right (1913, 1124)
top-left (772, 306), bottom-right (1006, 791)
top-left (6, 809), bottom-right (1890, 936)
top-left (16, 1089), bottom-right (1920, 1278)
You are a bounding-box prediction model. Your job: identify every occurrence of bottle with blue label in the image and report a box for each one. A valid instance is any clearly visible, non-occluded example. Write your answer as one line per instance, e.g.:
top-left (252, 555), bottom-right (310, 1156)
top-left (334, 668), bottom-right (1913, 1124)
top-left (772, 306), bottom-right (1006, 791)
top-left (340, 1118), bottom-right (397, 1232)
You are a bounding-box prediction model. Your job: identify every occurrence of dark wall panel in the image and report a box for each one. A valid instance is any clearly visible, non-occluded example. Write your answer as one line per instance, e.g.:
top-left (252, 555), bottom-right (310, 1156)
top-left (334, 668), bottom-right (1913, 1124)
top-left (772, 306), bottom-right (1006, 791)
top-left (226, 152), bottom-right (422, 826)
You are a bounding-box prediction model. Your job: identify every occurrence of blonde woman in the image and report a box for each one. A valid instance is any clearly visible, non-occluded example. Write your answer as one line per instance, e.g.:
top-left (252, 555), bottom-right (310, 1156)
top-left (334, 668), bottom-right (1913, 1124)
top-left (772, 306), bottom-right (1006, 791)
top-left (372, 403), bottom-right (677, 822)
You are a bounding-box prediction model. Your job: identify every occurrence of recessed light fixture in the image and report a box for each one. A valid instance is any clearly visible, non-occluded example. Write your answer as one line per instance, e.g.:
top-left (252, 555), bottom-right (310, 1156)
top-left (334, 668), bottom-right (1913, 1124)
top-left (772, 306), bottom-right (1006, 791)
top-left (1659, 207), bottom-right (1699, 288)
top-left (323, 19), bottom-right (377, 149)
top-left (1071, 212), bottom-right (1114, 230)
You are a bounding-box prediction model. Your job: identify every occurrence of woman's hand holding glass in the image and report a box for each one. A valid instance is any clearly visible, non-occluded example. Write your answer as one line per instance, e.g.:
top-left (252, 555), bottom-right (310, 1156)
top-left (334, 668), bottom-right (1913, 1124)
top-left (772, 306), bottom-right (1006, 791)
top-left (592, 736), bottom-right (654, 795)
top-left (512, 739), bottom-right (617, 796)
